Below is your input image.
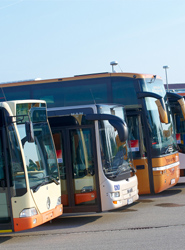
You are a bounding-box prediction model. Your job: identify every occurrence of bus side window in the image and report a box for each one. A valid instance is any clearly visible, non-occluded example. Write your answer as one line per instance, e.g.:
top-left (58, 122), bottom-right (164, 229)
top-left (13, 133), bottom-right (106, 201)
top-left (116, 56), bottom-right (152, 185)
top-left (0, 161), bottom-right (4, 180)
top-left (0, 140), bottom-right (4, 180)
top-left (127, 115), bottom-right (147, 159)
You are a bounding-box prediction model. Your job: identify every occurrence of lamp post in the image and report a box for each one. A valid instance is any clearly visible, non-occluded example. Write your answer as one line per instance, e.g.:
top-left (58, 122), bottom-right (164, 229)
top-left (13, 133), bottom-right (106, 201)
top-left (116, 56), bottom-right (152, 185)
top-left (110, 61), bottom-right (118, 73)
top-left (163, 65), bottom-right (169, 91)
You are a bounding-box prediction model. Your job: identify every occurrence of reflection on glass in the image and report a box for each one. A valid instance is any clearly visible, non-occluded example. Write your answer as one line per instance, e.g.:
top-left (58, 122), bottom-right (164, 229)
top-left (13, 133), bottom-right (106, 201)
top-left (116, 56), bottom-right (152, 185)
top-left (99, 122), bottom-right (132, 180)
top-left (141, 78), bottom-right (178, 157)
top-left (127, 116), bottom-right (147, 159)
top-left (7, 122), bottom-right (26, 196)
top-left (0, 134), bottom-right (5, 180)
top-left (97, 106), bottom-right (133, 181)
top-left (172, 107), bottom-right (185, 153)
top-left (52, 132), bottom-right (68, 206)
top-left (70, 129), bottom-right (97, 206)
top-left (17, 119), bottom-right (59, 192)
top-left (145, 97), bottom-right (178, 156)
top-left (0, 130), bottom-right (11, 223)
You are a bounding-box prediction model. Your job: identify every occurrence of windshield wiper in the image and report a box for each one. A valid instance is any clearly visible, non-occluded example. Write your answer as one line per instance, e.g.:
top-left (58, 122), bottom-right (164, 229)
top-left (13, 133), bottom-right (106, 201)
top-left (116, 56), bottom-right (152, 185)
top-left (32, 175), bottom-right (59, 193)
top-left (46, 175), bottom-right (60, 185)
top-left (129, 163), bottom-right (136, 173)
top-left (163, 145), bottom-right (174, 154)
top-left (112, 163), bottom-right (129, 178)
top-left (32, 180), bottom-right (48, 193)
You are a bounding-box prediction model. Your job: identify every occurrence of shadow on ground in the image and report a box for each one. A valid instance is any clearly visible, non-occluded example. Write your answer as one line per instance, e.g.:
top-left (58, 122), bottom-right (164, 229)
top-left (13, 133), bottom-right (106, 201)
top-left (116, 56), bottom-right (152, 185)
top-left (140, 186), bottom-right (183, 200)
top-left (0, 236), bottom-right (12, 244)
top-left (0, 214), bottom-right (102, 238)
top-left (109, 202), bottom-right (138, 213)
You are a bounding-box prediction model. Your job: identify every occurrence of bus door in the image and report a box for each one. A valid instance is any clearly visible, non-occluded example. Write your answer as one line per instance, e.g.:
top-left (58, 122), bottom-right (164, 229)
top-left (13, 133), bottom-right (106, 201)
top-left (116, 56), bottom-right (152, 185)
top-left (126, 111), bottom-right (151, 194)
top-left (52, 126), bottom-right (101, 213)
top-left (0, 123), bottom-right (13, 233)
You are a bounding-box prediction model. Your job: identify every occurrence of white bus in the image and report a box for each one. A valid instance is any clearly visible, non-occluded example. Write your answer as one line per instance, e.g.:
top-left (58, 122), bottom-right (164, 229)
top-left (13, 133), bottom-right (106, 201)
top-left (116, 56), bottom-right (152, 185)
top-left (48, 104), bottom-right (139, 213)
top-left (0, 100), bottom-right (62, 233)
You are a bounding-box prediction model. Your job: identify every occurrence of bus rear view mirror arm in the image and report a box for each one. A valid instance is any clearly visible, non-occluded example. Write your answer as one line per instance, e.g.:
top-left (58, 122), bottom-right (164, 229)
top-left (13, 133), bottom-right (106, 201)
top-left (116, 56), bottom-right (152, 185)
top-left (137, 91), bottom-right (168, 124)
top-left (85, 114), bottom-right (128, 142)
top-left (21, 121), bottom-right (35, 147)
top-left (166, 92), bottom-right (185, 120)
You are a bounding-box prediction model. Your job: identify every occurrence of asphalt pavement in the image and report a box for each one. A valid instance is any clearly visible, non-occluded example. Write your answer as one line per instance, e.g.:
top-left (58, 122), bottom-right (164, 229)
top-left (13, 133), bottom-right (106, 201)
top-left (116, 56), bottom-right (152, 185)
top-left (1, 184), bottom-right (185, 249)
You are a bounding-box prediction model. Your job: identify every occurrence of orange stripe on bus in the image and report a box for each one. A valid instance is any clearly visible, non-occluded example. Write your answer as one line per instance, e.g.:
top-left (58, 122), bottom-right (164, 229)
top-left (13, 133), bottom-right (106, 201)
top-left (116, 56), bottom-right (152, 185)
top-left (0, 73), bottom-right (162, 88)
top-left (75, 191), bottom-right (97, 205)
top-left (152, 153), bottom-right (179, 167)
top-left (13, 204), bottom-right (63, 232)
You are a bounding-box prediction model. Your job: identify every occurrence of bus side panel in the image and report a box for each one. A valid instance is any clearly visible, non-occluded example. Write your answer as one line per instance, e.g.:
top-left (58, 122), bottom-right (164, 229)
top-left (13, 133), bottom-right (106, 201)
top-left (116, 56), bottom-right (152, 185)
top-left (31, 182), bottom-right (62, 214)
top-left (13, 204), bottom-right (63, 232)
top-left (11, 189), bottom-right (63, 232)
top-left (133, 158), bottom-right (151, 195)
top-left (178, 152), bottom-right (185, 183)
top-left (75, 191), bottom-right (97, 205)
top-left (100, 175), bottom-right (139, 211)
top-left (152, 153), bottom-right (180, 193)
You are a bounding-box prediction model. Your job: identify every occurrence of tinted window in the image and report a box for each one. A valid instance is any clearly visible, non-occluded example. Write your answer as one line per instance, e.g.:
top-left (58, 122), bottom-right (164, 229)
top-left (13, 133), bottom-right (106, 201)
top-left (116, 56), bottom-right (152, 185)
top-left (140, 78), bottom-right (166, 98)
top-left (7, 121), bottom-right (27, 196)
top-left (32, 79), bottom-right (108, 108)
top-left (3, 86), bottom-right (31, 101)
top-left (111, 78), bottom-right (138, 105)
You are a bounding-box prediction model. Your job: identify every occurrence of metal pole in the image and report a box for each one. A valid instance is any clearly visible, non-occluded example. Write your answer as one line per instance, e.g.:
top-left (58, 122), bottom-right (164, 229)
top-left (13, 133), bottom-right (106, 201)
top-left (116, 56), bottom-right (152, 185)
top-left (163, 66), bottom-right (169, 91)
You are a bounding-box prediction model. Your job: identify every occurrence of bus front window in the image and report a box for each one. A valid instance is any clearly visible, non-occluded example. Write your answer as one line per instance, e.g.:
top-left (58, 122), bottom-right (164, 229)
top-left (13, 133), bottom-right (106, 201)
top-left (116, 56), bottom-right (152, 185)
top-left (169, 103), bottom-right (185, 152)
top-left (99, 120), bottom-right (133, 181)
top-left (145, 97), bottom-right (178, 156)
top-left (140, 78), bottom-right (178, 157)
top-left (17, 121), bottom-right (59, 191)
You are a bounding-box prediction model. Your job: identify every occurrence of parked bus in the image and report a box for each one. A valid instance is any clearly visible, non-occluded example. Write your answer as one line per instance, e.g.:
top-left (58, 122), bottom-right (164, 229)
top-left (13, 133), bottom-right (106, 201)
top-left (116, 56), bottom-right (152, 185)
top-left (164, 83), bottom-right (185, 183)
top-left (47, 104), bottom-right (139, 213)
top-left (0, 72), bottom-right (180, 195)
top-left (0, 100), bottom-right (62, 233)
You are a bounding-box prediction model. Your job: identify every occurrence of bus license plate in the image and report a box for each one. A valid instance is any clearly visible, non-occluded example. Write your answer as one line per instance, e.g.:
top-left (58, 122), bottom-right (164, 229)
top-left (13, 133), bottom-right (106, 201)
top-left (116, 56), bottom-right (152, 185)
top-left (127, 198), bottom-right (133, 205)
top-left (171, 178), bottom-right (175, 185)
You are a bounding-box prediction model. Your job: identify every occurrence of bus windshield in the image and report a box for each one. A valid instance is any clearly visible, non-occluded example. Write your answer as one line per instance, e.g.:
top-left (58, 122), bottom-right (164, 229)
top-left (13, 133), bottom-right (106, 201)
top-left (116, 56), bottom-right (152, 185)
top-left (141, 78), bottom-right (178, 156)
top-left (170, 101), bottom-right (185, 153)
top-left (97, 106), bottom-right (133, 181)
top-left (17, 116), bottom-right (59, 192)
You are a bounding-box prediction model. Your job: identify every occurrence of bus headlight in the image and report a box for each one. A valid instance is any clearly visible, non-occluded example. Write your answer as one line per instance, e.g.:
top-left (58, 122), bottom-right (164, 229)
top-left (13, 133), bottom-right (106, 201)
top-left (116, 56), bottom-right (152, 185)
top-left (57, 196), bottom-right (61, 206)
top-left (110, 192), bottom-right (120, 198)
top-left (20, 208), bottom-right (38, 218)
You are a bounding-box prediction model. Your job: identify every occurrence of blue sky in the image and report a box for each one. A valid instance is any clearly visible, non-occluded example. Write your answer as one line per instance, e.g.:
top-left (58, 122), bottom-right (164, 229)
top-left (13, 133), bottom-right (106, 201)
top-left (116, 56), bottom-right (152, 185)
top-left (0, 0), bottom-right (185, 84)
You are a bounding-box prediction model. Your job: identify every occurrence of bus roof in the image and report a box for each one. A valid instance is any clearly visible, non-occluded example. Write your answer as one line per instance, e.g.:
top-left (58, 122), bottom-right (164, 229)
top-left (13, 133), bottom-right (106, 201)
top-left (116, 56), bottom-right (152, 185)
top-left (0, 72), bottom-right (162, 88)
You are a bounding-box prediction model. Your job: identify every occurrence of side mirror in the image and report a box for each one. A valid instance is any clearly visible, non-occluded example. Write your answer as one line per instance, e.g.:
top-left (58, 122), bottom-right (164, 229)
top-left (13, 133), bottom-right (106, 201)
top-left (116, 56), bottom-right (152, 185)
top-left (137, 91), bottom-right (168, 124)
top-left (155, 98), bottom-right (168, 124)
top-left (166, 92), bottom-right (185, 120)
top-left (85, 114), bottom-right (128, 143)
top-left (178, 98), bottom-right (185, 120)
top-left (25, 121), bottom-right (34, 143)
top-left (108, 120), bottom-right (128, 142)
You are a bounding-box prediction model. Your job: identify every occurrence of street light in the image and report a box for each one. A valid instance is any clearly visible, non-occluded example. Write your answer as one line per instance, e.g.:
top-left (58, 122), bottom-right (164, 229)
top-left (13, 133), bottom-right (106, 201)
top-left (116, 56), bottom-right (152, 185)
top-left (110, 61), bottom-right (118, 73)
top-left (163, 65), bottom-right (169, 91)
